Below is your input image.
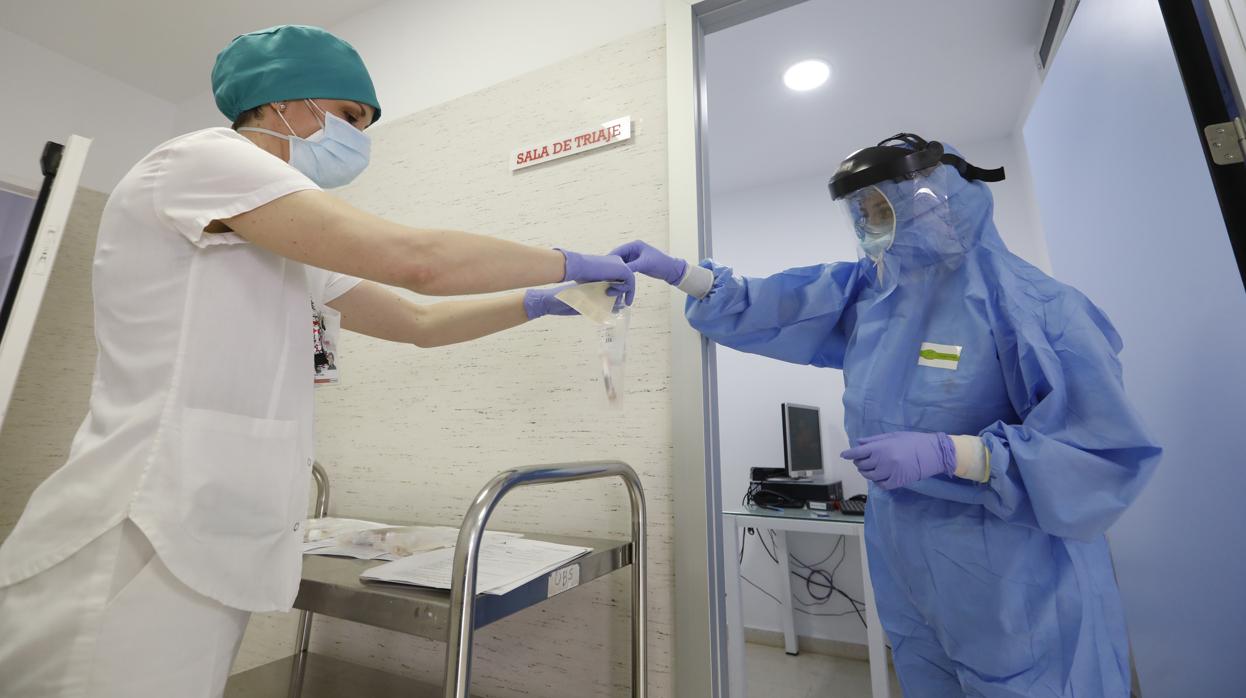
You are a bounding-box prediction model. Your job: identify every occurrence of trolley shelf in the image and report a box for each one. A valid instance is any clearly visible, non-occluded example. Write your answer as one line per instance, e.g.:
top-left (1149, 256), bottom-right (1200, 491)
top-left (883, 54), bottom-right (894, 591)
top-left (293, 533), bottom-right (632, 638)
top-left (224, 460), bottom-right (647, 698)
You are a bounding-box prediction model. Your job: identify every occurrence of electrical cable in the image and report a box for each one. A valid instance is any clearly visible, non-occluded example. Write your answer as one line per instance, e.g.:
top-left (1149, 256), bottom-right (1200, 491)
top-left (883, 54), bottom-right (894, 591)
top-left (740, 526), bottom-right (781, 567)
top-left (792, 568), bottom-right (868, 610)
top-left (742, 483), bottom-right (759, 507)
top-left (796, 535), bottom-right (845, 571)
top-left (791, 568), bottom-right (835, 602)
top-left (794, 607), bottom-right (867, 618)
top-left (791, 550), bottom-right (845, 608)
top-left (790, 549), bottom-right (833, 572)
top-left (741, 574), bottom-right (783, 606)
top-left (828, 539), bottom-right (850, 580)
top-left (788, 543), bottom-right (869, 628)
top-left (734, 509), bottom-right (870, 628)
top-left (754, 529), bottom-right (780, 564)
top-left (791, 543), bottom-right (866, 604)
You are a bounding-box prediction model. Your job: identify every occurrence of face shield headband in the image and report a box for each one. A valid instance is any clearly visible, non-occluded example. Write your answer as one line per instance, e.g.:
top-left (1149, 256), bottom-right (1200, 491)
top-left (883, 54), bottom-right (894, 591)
top-left (826, 133), bottom-right (1005, 201)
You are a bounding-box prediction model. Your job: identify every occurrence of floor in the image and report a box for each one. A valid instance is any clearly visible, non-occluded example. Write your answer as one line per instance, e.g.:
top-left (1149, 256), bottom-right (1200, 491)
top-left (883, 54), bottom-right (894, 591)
top-left (745, 642), bottom-right (905, 698)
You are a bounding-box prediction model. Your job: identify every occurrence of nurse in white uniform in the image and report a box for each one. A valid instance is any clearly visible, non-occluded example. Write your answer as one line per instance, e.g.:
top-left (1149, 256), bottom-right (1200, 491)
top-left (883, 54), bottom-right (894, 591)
top-left (0, 25), bottom-right (633, 697)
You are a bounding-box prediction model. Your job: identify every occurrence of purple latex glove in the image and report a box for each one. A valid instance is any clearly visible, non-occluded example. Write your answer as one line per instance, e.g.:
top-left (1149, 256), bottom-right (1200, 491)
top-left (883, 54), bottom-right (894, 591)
top-left (523, 285), bottom-right (580, 320)
top-left (556, 248), bottom-right (636, 305)
top-left (840, 431), bottom-right (956, 490)
top-left (608, 240), bottom-right (688, 285)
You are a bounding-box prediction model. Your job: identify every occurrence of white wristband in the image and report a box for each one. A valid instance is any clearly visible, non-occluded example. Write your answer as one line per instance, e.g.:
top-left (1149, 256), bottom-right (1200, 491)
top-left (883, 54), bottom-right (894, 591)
top-left (677, 263), bottom-right (714, 299)
top-left (949, 434), bottom-right (990, 483)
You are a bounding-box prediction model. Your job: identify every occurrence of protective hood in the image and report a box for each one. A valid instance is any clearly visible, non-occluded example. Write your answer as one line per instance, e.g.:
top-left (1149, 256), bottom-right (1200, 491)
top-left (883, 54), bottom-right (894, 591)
top-left (860, 143), bottom-right (1007, 288)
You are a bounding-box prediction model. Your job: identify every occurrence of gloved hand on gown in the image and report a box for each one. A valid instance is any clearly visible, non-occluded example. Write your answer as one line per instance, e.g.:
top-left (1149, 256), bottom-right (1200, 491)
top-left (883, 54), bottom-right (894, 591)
top-left (841, 431), bottom-right (956, 490)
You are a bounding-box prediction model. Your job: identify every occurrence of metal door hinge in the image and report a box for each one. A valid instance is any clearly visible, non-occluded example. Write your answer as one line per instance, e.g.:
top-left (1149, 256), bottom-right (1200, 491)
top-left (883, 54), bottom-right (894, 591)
top-left (1205, 117), bottom-right (1246, 164)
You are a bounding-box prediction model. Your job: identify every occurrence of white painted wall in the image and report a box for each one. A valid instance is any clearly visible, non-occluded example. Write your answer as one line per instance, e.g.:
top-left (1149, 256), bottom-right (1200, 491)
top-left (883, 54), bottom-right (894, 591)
top-left (0, 187), bottom-right (108, 544)
top-left (1024, 0), bottom-right (1246, 693)
top-left (173, 0), bottom-right (665, 133)
top-left (220, 27), bottom-right (676, 696)
top-left (0, 27), bottom-right (176, 193)
top-left (4, 1), bottom-right (666, 193)
top-left (711, 133), bottom-right (1049, 645)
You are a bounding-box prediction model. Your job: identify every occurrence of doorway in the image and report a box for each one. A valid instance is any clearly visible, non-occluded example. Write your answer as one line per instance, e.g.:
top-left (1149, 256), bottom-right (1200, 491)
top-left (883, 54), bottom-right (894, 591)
top-left (667, 1), bottom-right (1246, 696)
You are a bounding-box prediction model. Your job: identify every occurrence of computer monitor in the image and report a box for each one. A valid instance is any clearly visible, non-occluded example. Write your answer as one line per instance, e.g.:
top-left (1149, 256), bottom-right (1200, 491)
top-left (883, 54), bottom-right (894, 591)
top-left (781, 402), bottom-right (824, 479)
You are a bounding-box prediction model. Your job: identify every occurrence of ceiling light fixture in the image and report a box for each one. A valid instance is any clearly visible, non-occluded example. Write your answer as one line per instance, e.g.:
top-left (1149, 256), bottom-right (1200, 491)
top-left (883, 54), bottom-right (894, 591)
top-left (783, 59), bottom-right (831, 92)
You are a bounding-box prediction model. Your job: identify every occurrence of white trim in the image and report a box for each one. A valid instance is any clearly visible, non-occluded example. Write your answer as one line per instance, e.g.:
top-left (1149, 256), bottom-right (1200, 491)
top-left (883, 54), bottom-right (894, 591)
top-left (666, 3), bottom-right (723, 696)
top-left (0, 135), bottom-right (92, 433)
top-left (677, 263), bottom-right (715, 298)
top-left (950, 434), bottom-right (989, 483)
top-left (668, 3), bottom-right (821, 697)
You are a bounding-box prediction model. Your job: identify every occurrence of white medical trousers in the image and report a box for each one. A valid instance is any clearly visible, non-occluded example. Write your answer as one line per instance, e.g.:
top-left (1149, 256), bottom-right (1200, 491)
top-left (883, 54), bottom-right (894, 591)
top-left (0, 519), bottom-right (250, 697)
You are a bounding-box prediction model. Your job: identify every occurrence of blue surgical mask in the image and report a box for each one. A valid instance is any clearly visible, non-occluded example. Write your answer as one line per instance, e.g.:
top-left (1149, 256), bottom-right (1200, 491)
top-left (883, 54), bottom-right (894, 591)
top-left (241, 100), bottom-right (371, 188)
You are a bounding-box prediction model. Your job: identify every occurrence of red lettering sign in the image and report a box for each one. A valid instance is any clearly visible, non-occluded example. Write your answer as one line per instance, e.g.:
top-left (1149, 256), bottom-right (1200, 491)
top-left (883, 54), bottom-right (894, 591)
top-left (512, 117), bottom-right (632, 171)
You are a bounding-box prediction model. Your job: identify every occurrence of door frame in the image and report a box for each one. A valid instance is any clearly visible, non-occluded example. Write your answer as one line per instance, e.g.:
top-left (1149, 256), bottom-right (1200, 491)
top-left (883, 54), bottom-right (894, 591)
top-left (669, 1), bottom-right (1246, 694)
top-left (665, 2), bottom-right (810, 696)
top-left (1160, 0), bottom-right (1246, 289)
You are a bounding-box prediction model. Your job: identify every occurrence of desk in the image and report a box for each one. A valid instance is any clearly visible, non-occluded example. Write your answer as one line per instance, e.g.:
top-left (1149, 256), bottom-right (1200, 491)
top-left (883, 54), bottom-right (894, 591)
top-left (722, 506), bottom-right (889, 698)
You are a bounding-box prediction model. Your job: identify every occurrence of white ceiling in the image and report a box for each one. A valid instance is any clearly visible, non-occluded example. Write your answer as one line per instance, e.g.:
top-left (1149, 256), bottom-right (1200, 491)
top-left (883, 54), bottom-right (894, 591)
top-left (705, 0), bottom-right (1053, 193)
top-left (0, 0), bottom-right (392, 103)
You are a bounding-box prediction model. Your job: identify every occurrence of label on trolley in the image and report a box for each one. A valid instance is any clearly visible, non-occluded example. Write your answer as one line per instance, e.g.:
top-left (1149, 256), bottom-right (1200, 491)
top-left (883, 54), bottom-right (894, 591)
top-left (547, 563), bottom-right (581, 598)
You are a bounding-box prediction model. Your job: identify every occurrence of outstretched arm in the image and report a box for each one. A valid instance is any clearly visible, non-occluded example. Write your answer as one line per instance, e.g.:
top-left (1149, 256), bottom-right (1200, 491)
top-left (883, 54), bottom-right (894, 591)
top-left (327, 281), bottom-right (529, 348)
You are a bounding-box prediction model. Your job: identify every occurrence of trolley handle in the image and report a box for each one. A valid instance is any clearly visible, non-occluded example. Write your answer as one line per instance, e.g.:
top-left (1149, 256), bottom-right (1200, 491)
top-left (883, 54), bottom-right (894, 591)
top-left (288, 462), bottom-right (332, 697)
top-left (443, 460), bottom-right (648, 698)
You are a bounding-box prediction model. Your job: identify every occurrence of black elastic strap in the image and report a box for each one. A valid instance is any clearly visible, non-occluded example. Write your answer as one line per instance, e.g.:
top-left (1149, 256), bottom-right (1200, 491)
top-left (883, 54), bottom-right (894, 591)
top-left (941, 153), bottom-right (1006, 183)
top-left (879, 133), bottom-right (930, 149)
top-left (882, 134), bottom-right (1006, 182)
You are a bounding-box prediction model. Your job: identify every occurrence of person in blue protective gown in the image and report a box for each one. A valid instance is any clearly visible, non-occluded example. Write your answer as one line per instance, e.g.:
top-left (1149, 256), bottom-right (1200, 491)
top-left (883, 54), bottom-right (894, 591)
top-left (612, 133), bottom-right (1161, 698)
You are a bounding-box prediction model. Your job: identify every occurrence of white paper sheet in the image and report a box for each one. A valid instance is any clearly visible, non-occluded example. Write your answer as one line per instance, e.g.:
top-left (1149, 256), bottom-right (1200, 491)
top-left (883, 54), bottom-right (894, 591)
top-left (302, 542), bottom-right (398, 561)
top-left (303, 517), bottom-right (390, 544)
top-left (302, 517), bottom-right (394, 558)
top-left (360, 537), bottom-right (590, 595)
top-left (302, 518), bottom-right (522, 561)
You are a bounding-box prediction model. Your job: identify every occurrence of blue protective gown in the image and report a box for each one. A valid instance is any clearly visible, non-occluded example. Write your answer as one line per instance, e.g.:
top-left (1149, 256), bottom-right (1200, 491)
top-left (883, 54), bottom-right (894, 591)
top-left (687, 163), bottom-right (1160, 697)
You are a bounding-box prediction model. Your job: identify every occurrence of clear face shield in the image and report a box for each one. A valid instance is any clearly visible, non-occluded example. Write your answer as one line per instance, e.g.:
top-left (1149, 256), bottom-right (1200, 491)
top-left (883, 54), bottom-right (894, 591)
top-left (828, 134), bottom-right (1005, 280)
top-left (838, 184), bottom-right (897, 261)
top-left (837, 168), bottom-right (958, 261)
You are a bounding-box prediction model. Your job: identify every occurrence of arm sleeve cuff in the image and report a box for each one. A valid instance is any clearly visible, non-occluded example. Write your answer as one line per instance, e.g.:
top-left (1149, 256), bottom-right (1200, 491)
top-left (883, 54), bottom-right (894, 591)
top-left (677, 263), bottom-right (714, 299)
top-left (323, 273), bottom-right (364, 303)
top-left (307, 265), bottom-right (365, 305)
top-left (949, 434), bottom-right (990, 483)
top-left (153, 130), bottom-right (320, 249)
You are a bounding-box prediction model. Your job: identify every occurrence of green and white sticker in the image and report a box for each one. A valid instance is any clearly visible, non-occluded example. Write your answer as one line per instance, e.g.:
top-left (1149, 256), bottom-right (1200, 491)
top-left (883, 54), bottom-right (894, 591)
top-left (918, 342), bottom-right (961, 370)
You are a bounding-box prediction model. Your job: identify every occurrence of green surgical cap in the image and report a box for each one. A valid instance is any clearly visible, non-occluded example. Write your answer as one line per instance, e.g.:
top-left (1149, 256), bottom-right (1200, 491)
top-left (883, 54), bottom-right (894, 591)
top-left (212, 25), bottom-right (381, 124)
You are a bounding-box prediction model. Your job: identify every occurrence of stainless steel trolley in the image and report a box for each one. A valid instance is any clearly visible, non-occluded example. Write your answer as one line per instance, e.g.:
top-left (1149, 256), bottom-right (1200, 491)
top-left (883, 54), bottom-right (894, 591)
top-left (225, 460), bottom-right (647, 698)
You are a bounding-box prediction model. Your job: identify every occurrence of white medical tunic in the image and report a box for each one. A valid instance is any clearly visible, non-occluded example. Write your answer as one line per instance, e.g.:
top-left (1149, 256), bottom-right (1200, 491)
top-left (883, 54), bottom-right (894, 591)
top-left (0, 128), bottom-right (360, 612)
